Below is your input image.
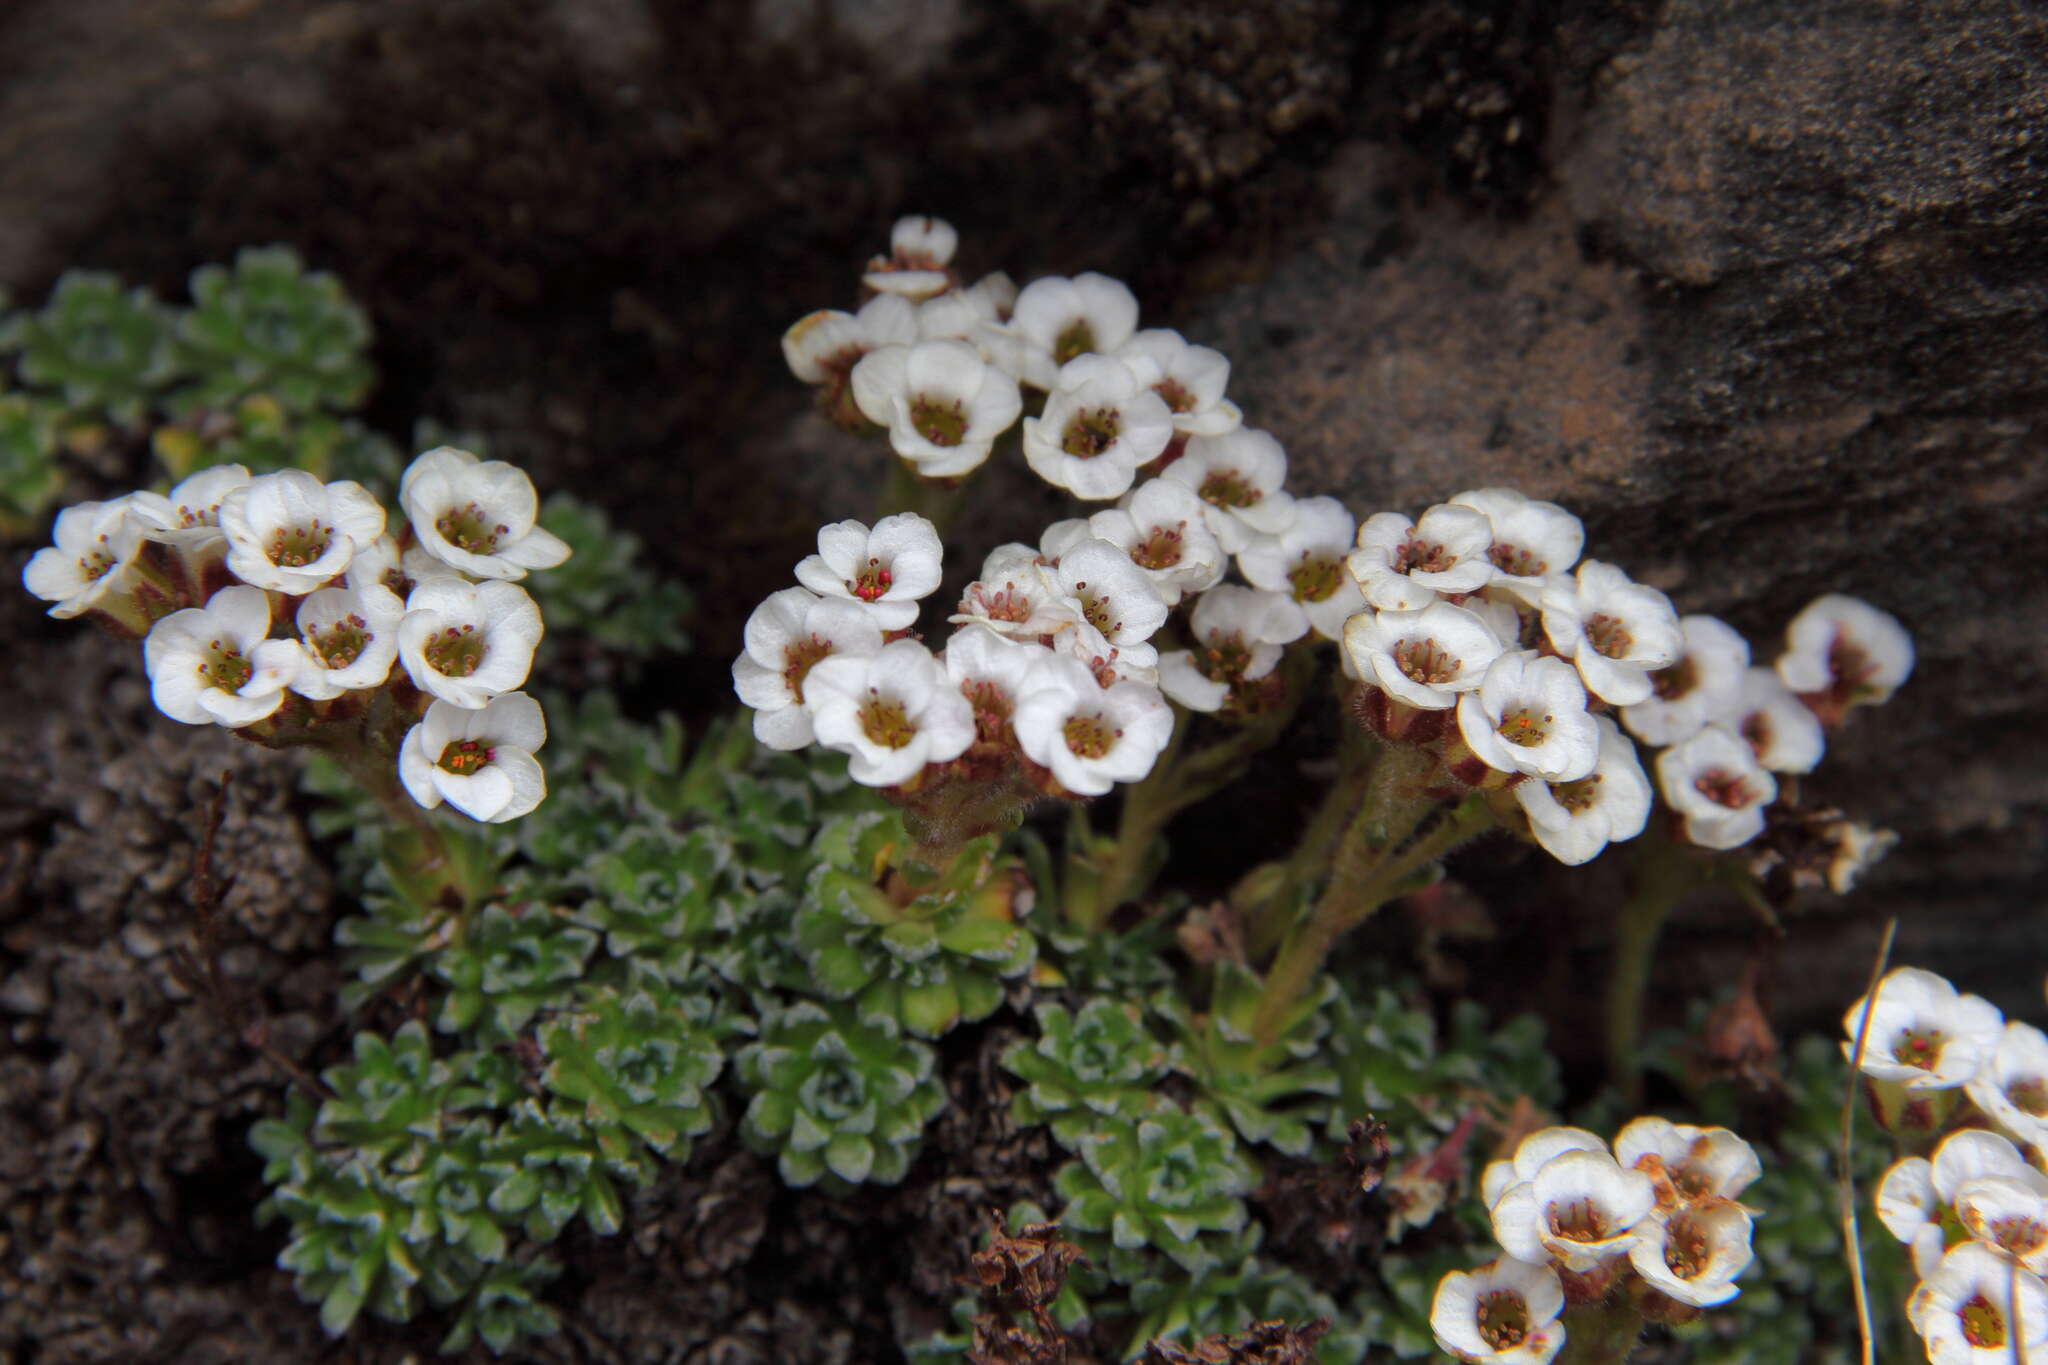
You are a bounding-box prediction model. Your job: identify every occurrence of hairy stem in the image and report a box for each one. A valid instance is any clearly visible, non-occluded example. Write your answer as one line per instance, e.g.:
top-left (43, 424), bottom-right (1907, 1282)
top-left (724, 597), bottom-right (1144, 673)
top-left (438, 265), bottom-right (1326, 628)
top-left (1240, 711), bottom-right (1379, 959)
top-left (1064, 646), bottom-right (1313, 931)
top-left (1555, 1298), bottom-right (1643, 1365)
top-left (1250, 747), bottom-right (1491, 1046)
top-left (1605, 826), bottom-right (1709, 1107)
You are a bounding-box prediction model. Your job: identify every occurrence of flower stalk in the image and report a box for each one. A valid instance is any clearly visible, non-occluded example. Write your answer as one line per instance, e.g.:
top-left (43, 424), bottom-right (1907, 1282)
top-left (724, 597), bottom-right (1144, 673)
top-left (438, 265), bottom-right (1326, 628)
top-left (1250, 747), bottom-right (1492, 1046)
top-left (1604, 825), bottom-right (1713, 1106)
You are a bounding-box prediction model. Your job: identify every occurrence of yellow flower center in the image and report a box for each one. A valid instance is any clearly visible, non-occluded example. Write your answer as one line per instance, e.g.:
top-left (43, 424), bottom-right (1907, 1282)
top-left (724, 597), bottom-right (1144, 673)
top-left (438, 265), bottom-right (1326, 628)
top-left (1061, 407), bottom-right (1121, 459)
top-left (436, 502), bottom-right (509, 555)
top-left (424, 624), bottom-right (486, 678)
top-left (266, 519), bottom-right (332, 568)
top-left (437, 738), bottom-right (494, 776)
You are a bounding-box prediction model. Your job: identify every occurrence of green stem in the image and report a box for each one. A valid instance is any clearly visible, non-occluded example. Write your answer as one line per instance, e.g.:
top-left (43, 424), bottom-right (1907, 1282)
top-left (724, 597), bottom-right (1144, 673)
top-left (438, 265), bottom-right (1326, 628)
top-left (1240, 715), bottom-right (1379, 960)
top-left (1555, 1298), bottom-right (1643, 1365)
top-left (1250, 751), bottom-right (1492, 1046)
top-left (1605, 827), bottom-right (1708, 1107)
top-left (880, 458), bottom-right (966, 535)
top-left (1064, 646), bottom-right (1315, 931)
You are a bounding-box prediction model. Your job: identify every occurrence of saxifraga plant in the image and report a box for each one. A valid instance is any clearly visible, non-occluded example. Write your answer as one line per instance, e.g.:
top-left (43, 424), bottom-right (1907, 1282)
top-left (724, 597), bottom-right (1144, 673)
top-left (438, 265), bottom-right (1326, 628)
top-left (16, 216), bottom-right (1933, 1361)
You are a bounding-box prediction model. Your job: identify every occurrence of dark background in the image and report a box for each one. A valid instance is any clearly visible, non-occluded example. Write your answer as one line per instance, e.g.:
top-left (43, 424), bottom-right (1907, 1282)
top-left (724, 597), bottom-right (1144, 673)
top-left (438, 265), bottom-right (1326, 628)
top-left (2, 0), bottom-right (2044, 1358)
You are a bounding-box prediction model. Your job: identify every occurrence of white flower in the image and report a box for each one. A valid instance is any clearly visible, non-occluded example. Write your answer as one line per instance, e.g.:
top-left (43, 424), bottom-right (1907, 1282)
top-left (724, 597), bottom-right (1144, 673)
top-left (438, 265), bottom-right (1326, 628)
top-left (1158, 585), bottom-right (1307, 713)
top-left (1038, 517), bottom-right (1093, 562)
top-left (1957, 1169), bottom-right (2048, 1272)
top-left (1777, 593), bottom-right (1913, 712)
top-left (1450, 488), bottom-right (1584, 591)
top-left (794, 513), bottom-right (944, 631)
top-left (1162, 428), bottom-right (1297, 553)
top-left (1629, 1198), bottom-right (1754, 1307)
top-left (142, 463), bottom-right (252, 549)
top-left (396, 578), bottom-right (544, 709)
top-left (1088, 478), bottom-right (1227, 605)
top-left (1053, 538), bottom-right (1169, 668)
top-left (1842, 966), bottom-right (2004, 1091)
top-left (1540, 561), bottom-right (1682, 707)
top-left (1111, 328), bottom-right (1241, 437)
top-left (803, 638), bottom-right (976, 786)
top-left (398, 693), bottom-right (548, 823)
top-left (1345, 601), bottom-right (1503, 710)
top-left (1654, 724), bottom-right (1777, 851)
top-left (1237, 495), bottom-right (1365, 638)
top-left (22, 494), bottom-right (165, 619)
top-left (399, 447), bottom-right (570, 581)
top-left (1021, 355), bottom-right (1174, 500)
top-left (1349, 505), bottom-right (1495, 611)
top-left (1514, 717), bottom-right (1652, 866)
top-left (1620, 615), bottom-right (1750, 747)
top-left (1479, 1128), bottom-right (1611, 1212)
top-left (1011, 272), bottom-right (1139, 372)
top-left (849, 339), bottom-right (1023, 478)
top-left (1969, 1022), bottom-right (2048, 1152)
top-left (1908, 1242), bottom-right (2048, 1362)
top-left (952, 543), bottom-right (1078, 640)
top-left (731, 587), bottom-right (886, 749)
top-left (217, 469), bottom-right (385, 595)
top-left (142, 585), bottom-right (295, 727)
top-left (1728, 666), bottom-right (1826, 773)
top-left (344, 533), bottom-right (456, 599)
top-left (914, 277), bottom-right (1007, 341)
top-left (1877, 1135), bottom-right (2037, 1279)
top-left (861, 215), bottom-right (959, 300)
top-left (1491, 1147), bottom-right (1657, 1271)
top-left (782, 293), bottom-right (917, 384)
top-left (1429, 1257), bottom-right (1565, 1364)
top-left (1456, 652), bottom-right (1600, 782)
top-left (1013, 653), bottom-right (1173, 796)
top-left (1876, 1156), bottom-right (1945, 1277)
top-left (282, 584), bottom-right (405, 700)
top-left (944, 625), bottom-right (1050, 745)
top-left (965, 320), bottom-right (1058, 391)
top-left (1612, 1116), bottom-right (1762, 1206)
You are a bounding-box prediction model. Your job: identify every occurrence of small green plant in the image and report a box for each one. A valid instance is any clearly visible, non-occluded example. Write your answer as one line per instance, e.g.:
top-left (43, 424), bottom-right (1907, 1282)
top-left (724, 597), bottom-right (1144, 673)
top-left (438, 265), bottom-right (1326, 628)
top-left (172, 245), bottom-right (373, 415)
top-left (737, 997), bottom-right (948, 1188)
top-left (1004, 997), bottom-right (1175, 1144)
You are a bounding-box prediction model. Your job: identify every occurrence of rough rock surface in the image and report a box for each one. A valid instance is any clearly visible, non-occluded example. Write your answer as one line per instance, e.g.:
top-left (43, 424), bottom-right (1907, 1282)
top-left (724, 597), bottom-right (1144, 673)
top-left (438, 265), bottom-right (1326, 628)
top-left (0, 597), bottom-right (344, 1362)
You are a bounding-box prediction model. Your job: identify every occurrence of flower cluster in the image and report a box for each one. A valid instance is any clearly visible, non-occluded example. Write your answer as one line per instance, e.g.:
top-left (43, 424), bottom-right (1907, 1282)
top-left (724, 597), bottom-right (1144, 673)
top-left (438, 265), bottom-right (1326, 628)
top-left (1432, 1118), bottom-right (1763, 1361)
top-left (733, 510), bottom-right (1176, 801)
top-left (1342, 486), bottom-right (1913, 866)
top-left (22, 446), bottom-right (571, 823)
top-left (1851, 966), bottom-right (2048, 1361)
top-left (780, 218), bottom-right (1913, 885)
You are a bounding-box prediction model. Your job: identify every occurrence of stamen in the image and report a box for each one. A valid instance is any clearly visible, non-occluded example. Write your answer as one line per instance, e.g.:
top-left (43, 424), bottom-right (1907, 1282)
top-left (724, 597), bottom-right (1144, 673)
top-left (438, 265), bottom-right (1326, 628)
top-left (266, 518), bottom-right (333, 568)
top-left (909, 395), bottom-right (968, 447)
top-left (1131, 523), bottom-right (1186, 570)
top-left (1498, 707), bottom-right (1551, 748)
top-left (435, 502), bottom-right (507, 556)
top-left (1393, 637), bottom-right (1457, 686)
top-left (1287, 553), bottom-right (1344, 604)
top-left (1198, 470), bottom-right (1258, 509)
top-left (1474, 1289), bottom-right (1529, 1349)
top-left (850, 557), bottom-right (894, 602)
top-left (859, 692), bottom-right (917, 749)
top-left (782, 634), bottom-right (834, 704)
top-left (1061, 407), bottom-right (1121, 459)
top-left (1052, 318), bottom-right (1096, 366)
top-left (424, 623), bottom-right (487, 678)
top-left (1692, 768), bottom-right (1756, 809)
top-left (1489, 542), bottom-right (1545, 577)
top-left (1584, 611), bottom-right (1634, 658)
top-left (1062, 713), bottom-right (1119, 759)
top-left (437, 738), bottom-right (495, 777)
